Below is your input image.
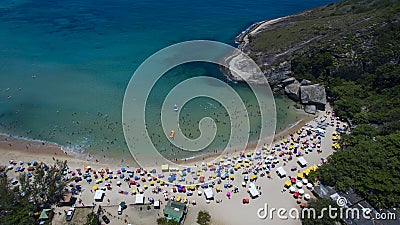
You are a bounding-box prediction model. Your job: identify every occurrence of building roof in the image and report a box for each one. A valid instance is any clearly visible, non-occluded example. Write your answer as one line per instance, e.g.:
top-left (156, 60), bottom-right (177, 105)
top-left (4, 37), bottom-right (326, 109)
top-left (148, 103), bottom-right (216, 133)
top-left (163, 200), bottom-right (186, 221)
top-left (338, 189), bottom-right (364, 206)
top-left (312, 184), bottom-right (336, 198)
top-left (39, 209), bottom-right (52, 220)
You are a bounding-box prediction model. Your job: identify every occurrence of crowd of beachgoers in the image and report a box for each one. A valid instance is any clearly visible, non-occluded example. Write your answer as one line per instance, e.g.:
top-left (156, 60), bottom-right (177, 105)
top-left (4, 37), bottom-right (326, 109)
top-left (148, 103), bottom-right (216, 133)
top-left (0, 107), bottom-right (346, 225)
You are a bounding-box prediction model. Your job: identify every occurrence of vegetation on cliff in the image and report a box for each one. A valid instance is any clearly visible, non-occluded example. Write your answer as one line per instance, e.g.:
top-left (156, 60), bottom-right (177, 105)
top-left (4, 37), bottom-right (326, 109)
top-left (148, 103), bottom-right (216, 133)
top-left (248, 0), bottom-right (400, 209)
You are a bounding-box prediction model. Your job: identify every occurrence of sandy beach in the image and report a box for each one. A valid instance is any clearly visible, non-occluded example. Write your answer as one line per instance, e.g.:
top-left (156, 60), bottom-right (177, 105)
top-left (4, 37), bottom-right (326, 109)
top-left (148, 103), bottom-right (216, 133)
top-left (0, 103), bottom-right (346, 225)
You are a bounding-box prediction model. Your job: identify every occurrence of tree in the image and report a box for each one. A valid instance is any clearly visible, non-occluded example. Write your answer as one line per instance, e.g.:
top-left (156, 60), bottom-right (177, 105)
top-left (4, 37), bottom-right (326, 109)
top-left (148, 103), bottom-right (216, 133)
top-left (84, 212), bottom-right (100, 225)
top-left (197, 210), bottom-right (211, 225)
top-left (156, 217), bottom-right (180, 225)
top-left (301, 198), bottom-right (341, 225)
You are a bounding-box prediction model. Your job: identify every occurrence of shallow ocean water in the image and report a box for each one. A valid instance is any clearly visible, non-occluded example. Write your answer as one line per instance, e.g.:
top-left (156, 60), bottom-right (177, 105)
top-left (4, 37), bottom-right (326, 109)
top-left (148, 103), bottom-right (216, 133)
top-left (0, 0), bottom-right (334, 160)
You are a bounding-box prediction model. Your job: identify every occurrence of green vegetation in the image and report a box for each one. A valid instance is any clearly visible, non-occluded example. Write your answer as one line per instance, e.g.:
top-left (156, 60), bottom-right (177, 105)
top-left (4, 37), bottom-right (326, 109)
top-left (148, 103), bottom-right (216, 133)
top-left (289, 0), bottom-right (400, 210)
top-left (301, 198), bottom-right (341, 225)
top-left (0, 160), bottom-right (70, 224)
top-left (249, 0), bottom-right (400, 56)
top-left (84, 212), bottom-right (100, 225)
top-left (249, 0), bottom-right (400, 210)
top-left (196, 210), bottom-right (211, 225)
top-left (156, 217), bottom-right (181, 225)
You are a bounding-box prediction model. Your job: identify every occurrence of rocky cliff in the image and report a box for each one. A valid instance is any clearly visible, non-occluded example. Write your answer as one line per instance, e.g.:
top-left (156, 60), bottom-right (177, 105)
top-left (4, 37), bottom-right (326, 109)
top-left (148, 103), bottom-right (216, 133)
top-left (225, 0), bottom-right (399, 114)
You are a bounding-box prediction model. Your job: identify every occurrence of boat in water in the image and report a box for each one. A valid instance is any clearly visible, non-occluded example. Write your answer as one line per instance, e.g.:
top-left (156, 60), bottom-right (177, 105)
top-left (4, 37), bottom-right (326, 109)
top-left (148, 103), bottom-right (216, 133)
top-left (169, 130), bottom-right (175, 139)
top-left (173, 104), bottom-right (178, 112)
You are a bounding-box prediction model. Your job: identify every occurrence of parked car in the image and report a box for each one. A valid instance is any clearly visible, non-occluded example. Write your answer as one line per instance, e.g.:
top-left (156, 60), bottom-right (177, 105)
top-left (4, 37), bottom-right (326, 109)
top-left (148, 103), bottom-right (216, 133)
top-left (102, 215), bottom-right (110, 224)
top-left (66, 208), bottom-right (75, 221)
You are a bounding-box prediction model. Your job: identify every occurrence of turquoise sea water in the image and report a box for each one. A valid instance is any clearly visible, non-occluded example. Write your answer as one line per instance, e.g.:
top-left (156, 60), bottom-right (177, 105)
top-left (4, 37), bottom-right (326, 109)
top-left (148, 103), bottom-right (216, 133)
top-left (0, 0), bottom-right (334, 160)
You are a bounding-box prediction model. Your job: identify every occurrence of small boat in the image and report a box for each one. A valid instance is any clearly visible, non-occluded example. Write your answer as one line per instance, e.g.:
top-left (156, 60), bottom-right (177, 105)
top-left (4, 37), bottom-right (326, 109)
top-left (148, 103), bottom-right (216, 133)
top-left (32, 75), bottom-right (37, 79)
top-left (173, 104), bottom-right (178, 112)
top-left (169, 130), bottom-right (175, 138)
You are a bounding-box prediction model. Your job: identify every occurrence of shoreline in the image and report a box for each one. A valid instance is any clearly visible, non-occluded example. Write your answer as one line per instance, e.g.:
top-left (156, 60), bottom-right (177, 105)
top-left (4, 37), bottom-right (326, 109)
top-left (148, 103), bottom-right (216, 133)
top-left (0, 103), bottom-right (342, 225)
top-left (0, 107), bottom-right (312, 167)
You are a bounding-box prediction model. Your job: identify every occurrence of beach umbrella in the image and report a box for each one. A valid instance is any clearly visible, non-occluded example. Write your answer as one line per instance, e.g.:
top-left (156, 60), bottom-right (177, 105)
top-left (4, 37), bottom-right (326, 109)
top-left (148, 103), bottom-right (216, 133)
top-left (117, 181), bottom-right (121, 186)
top-left (86, 177), bottom-right (92, 182)
top-left (291, 178), bottom-right (296, 183)
top-left (300, 203), bottom-right (307, 208)
top-left (298, 189), bottom-right (304, 195)
top-left (296, 182), bottom-right (303, 188)
top-left (289, 186), bottom-right (296, 193)
top-left (226, 191), bottom-right (231, 197)
top-left (304, 194), bottom-right (311, 200)
top-left (120, 174), bottom-right (125, 179)
top-left (297, 173), bottom-right (304, 179)
top-left (307, 183), bottom-right (313, 189)
top-left (284, 180), bottom-right (291, 187)
top-left (293, 192), bottom-right (299, 198)
top-left (121, 168), bottom-right (126, 172)
top-left (302, 178), bottom-right (308, 184)
top-left (93, 186), bottom-right (98, 191)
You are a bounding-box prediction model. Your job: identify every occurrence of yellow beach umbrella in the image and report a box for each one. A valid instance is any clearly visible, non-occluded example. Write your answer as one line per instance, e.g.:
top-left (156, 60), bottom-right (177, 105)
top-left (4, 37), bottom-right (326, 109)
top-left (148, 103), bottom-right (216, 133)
top-left (285, 180), bottom-right (291, 187)
top-left (132, 189), bottom-right (137, 194)
top-left (93, 186), bottom-right (99, 191)
top-left (144, 185), bottom-right (148, 189)
top-left (297, 173), bottom-right (304, 179)
top-left (150, 181), bottom-right (154, 186)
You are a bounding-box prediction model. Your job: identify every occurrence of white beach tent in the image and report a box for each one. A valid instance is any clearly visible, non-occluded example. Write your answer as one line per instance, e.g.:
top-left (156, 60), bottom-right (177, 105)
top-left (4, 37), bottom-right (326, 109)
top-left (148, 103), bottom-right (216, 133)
top-left (94, 190), bottom-right (104, 202)
top-left (297, 157), bottom-right (308, 167)
top-left (135, 194), bottom-right (144, 204)
top-left (276, 167), bottom-right (287, 178)
top-left (248, 183), bottom-right (259, 198)
top-left (154, 200), bottom-right (160, 209)
top-left (204, 188), bottom-right (214, 200)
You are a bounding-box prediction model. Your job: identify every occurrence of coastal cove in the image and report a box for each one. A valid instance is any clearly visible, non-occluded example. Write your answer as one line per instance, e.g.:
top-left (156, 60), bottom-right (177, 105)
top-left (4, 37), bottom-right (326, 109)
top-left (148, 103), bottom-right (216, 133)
top-left (0, 0), bottom-right (335, 162)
